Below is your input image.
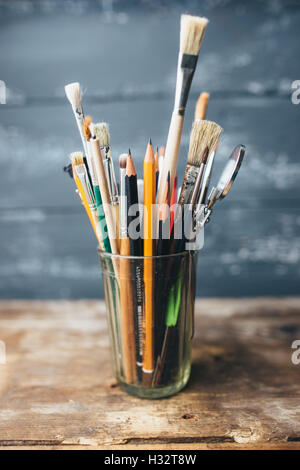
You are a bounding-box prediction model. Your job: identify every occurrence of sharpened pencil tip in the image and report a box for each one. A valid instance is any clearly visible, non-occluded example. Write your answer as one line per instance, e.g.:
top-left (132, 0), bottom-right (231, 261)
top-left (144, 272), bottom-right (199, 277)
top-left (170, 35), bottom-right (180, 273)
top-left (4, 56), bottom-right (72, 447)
top-left (149, 138), bottom-right (152, 146)
top-left (128, 148), bottom-right (131, 155)
top-left (126, 152), bottom-right (136, 177)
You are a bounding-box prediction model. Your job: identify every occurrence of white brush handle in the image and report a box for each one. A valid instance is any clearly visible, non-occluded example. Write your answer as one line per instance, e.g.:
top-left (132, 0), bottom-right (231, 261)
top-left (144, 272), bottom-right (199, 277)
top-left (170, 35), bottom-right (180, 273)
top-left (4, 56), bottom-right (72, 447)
top-left (90, 138), bottom-right (119, 254)
top-left (157, 111), bottom-right (184, 204)
top-left (72, 106), bottom-right (88, 156)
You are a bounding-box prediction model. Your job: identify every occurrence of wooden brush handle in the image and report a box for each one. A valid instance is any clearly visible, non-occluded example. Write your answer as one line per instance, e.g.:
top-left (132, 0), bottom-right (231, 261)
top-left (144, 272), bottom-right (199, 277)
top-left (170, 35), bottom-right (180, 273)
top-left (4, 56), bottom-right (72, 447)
top-left (157, 111), bottom-right (184, 205)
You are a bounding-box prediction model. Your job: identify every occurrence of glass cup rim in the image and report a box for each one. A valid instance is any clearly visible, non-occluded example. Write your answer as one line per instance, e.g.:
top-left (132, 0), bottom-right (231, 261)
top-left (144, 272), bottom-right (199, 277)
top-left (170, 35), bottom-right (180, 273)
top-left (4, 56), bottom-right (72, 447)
top-left (97, 247), bottom-right (197, 261)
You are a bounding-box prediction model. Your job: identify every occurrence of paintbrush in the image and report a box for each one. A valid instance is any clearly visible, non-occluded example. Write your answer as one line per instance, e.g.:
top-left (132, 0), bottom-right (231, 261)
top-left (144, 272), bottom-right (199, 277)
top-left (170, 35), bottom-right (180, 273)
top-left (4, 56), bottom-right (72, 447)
top-left (65, 82), bottom-right (88, 156)
top-left (69, 152), bottom-right (97, 241)
top-left (90, 136), bottom-right (119, 254)
top-left (157, 146), bottom-right (165, 194)
top-left (94, 123), bottom-right (120, 251)
top-left (157, 179), bottom-right (170, 257)
top-left (82, 118), bottom-right (111, 252)
top-left (119, 151), bottom-right (137, 383)
top-left (154, 147), bottom-right (159, 193)
top-left (137, 179), bottom-right (144, 206)
top-left (178, 120), bottom-right (222, 208)
top-left (93, 123), bottom-right (118, 204)
top-left (157, 15), bottom-right (208, 205)
top-left (171, 120), bottom-right (222, 253)
top-left (70, 151), bottom-right (103, 248)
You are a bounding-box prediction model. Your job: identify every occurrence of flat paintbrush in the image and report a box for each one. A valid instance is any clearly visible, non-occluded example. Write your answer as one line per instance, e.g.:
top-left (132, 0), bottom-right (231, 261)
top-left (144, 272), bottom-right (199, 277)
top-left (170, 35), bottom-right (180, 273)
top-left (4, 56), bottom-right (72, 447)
top-left (170, 120), bottom-right (222, 252)
top-left (157, 15), bottom-right (208, 205)
top-left (83, 118), bottom-right (111, 252)
top-left (93, 123), bottom-right (120, 251)
top-left (70, 151), bottom-right (103, 248)
top-left (90, 136), bottom-right (119, 254)
top-left (65, 82), bottom-right (88, 156)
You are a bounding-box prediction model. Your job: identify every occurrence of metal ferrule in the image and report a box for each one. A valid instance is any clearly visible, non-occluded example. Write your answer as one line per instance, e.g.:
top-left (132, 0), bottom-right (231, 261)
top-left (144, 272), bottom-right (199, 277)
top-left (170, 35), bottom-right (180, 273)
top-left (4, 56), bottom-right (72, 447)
top-left (174, 53), bottom-right (198, 113)
top-left (101, 146), bottom-right (119, 205)
top-left (75, 104), bottom-right (84, 123)
top-left (194, 204), bottom-right (211, 230)
top-left (73, 104), bottom-right (88, 156)
top-left (76, 164), bottom-right (96, 210)
top-left (207, 186), bottom-right (220, 209)
top-left (178, 164), bottom-right (201, 206)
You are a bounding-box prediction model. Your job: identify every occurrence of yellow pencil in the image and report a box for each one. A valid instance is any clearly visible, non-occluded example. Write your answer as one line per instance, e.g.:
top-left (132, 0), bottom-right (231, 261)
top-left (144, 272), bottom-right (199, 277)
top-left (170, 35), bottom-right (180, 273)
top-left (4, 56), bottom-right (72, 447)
top-left (143, 140), bottom-right (156, 381)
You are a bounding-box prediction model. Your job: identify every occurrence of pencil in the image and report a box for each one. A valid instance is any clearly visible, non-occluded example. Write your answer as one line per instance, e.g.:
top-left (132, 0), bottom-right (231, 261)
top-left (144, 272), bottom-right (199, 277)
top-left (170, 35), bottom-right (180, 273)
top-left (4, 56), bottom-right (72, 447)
top-left (154, 147), bottom-right (159, 194)
top-left (119, 152), bottom-right (137, 383)
top-left (125, 151), bottom-right (143, 372)
top-left (143, 139), bottom-right (156, 382)
top-left (126, 150), bottom-right (142, 257)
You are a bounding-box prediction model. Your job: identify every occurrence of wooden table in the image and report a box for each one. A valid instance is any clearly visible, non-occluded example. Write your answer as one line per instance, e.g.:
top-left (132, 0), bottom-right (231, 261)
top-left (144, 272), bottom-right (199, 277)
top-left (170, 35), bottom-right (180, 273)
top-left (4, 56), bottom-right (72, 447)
top-left (0, 298), bottom-right (299, 450)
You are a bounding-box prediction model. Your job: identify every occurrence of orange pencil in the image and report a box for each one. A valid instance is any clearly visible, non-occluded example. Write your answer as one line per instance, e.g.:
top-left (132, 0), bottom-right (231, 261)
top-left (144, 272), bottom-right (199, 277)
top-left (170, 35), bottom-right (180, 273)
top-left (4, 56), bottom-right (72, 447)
top-left (143, 139), bottom-right (156, 382)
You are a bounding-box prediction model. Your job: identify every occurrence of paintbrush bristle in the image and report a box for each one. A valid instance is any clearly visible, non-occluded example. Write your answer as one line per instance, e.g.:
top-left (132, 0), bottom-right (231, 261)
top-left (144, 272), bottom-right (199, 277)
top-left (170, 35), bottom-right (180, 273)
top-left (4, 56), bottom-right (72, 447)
top-left (65, 82), bottom-right (82, 108)
top-left (119, 153), bottom-right (128, 169)
top-left (187, 120), bottom-right (222, 166)
top-left (70, 151), bottom-right (84, 166)
top-left (93, 122), bottom-right (110, 147)
top-left (180, 15), bottom-right (208, 56)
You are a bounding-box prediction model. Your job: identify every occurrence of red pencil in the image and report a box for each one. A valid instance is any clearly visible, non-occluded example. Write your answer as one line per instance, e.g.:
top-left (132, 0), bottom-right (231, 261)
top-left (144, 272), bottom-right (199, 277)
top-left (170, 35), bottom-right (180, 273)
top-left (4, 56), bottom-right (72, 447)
top-left (170, 174), bottom-right (177, 233)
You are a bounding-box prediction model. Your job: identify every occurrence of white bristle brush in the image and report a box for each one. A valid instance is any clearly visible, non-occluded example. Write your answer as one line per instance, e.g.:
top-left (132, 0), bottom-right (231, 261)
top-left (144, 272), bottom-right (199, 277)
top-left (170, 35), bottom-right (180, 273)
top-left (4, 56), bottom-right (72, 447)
top-left (157, 15), bottom-right (208, 205)
top-left (178, 120), bottom-right (223, 208)
top-left (65, 82), bottom-right (88, 155)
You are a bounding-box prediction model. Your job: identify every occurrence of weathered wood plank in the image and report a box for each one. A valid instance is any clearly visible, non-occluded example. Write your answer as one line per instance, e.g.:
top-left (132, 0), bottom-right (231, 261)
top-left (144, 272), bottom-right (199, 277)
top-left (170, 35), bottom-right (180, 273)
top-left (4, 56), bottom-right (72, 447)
top-left (0, 299), bottom-right (299, 449)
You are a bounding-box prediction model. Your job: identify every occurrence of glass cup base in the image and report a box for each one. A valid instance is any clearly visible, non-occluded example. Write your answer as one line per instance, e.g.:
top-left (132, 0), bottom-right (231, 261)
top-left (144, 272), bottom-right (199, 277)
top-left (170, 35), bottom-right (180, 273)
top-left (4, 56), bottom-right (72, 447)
top-left (118, 363), bottom-right (191, 399)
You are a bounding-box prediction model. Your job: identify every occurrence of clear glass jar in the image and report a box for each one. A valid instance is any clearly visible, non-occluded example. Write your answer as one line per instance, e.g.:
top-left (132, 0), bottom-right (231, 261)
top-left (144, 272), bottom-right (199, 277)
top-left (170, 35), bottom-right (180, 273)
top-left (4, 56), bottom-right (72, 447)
top-left (98, 250), bottom-right (198, 399)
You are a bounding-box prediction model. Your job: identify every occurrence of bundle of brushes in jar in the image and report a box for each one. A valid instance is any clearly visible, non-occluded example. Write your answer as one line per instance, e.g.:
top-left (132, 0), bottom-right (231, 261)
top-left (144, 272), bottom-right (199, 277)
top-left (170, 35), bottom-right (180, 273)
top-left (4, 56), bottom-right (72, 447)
top-left (63, 14), bottom-right (246, 398)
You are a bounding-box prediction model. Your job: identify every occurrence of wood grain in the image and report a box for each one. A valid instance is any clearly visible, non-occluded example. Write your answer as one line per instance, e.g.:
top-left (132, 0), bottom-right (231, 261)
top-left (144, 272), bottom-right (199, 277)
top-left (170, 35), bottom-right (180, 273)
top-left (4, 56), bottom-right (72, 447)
top-left (0, 298), bottom-right (299, 450)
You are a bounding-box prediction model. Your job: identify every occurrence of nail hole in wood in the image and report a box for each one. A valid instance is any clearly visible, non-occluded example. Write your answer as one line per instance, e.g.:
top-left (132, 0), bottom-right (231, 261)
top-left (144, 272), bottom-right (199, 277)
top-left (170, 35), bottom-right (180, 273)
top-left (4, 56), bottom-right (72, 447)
top-left (182, 413), bottom-right (194, 420)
